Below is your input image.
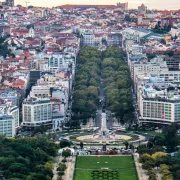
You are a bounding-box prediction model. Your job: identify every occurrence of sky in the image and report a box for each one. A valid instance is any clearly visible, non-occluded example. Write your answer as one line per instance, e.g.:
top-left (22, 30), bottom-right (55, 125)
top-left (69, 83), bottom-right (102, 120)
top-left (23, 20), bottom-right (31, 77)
top-left (15, 0), bottom-right (180, 10)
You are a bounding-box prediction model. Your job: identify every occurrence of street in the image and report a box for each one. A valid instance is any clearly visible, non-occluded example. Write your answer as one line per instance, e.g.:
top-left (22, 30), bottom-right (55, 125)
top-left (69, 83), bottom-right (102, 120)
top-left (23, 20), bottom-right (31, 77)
top-left (95, 77), bottom-right (113, 130)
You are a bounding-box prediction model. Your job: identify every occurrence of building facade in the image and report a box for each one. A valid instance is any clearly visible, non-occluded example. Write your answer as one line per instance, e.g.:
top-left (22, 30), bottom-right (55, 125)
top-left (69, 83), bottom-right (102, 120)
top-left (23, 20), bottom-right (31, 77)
top-left (22, 98), bottom-right (52, 127)
top-left (138, 83), bottom-right (180, 125)
top-left (0, 114), bottom-right (16, 137)
top-left (107, 33), bottom-right (122, 47)
top-left (83, 30), bottom-right (95, 46)
top-left (31, 86), bottom-right (50, 98)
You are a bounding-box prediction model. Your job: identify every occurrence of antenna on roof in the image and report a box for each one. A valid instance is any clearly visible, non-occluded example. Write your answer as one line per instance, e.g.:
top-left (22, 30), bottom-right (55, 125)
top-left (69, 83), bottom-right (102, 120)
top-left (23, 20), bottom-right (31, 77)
top-left (24, 1), bottom-right (30, 8)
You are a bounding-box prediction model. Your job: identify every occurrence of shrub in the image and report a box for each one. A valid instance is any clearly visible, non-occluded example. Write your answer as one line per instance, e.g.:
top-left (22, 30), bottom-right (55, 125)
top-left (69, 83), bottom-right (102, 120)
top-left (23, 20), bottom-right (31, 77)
top-left (152, 152), bottom-right (167, 160)
top-left (57, 163), bottom-right (66, 172)
top-left (142, 160), bottom-right (155, 170)
top-left (140, 154), bottom-right (154, 163)
top-left (160, 164), bottom-right (173, 180)
top-left (58, 171), bottom-right (64, 176)
top-left (57, 176), bottom-right (62, 180)
top-left (147, 169), bottom-right (157, 180)
top-left (61, 158), bottom-right (67, 163)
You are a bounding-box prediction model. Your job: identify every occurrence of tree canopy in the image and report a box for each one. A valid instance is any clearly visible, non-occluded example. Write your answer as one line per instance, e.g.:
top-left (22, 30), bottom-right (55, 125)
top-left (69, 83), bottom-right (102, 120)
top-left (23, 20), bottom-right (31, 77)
top-left (72, 47), bottom-right (101, 123)
top-left (72, 46), bottom-right (134, 125)
top-left (102, 47), bottom-right (134, 123)
top-left (0, 135), bottom-right (57, 180)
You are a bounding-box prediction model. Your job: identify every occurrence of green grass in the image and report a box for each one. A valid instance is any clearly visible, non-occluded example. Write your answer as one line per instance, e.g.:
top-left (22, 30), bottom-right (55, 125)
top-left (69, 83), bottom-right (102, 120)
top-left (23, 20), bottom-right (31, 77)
top-left (74, 156), bottom-right (138, 180)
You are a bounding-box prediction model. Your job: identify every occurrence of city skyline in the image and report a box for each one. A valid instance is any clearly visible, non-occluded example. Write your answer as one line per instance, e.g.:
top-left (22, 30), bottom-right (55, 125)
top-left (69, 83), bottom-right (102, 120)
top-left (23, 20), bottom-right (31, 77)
top-left (15, 0), bottom-right (180, 10)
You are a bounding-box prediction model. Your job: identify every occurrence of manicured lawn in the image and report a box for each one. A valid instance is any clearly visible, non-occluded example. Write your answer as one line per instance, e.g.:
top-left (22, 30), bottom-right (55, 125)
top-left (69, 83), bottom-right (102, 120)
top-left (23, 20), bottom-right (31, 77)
top-left (74, 156), bottom-right (138, 180)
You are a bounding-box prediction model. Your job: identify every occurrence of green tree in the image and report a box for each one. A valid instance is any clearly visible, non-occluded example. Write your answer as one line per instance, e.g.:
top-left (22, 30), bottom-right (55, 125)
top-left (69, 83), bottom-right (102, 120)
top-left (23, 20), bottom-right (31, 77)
top-left (60, 140), bottom-right (71, 148)
top-left (80, 142), bottom-right (84, 149)
top-left (163, 125), bottom-right (178, 152)
top-left (123, 142), bottom-right (129, 150)
top-left (62, 149), bottom-right (71, 158)
top-left (160, 38), bottom-right (166, 45)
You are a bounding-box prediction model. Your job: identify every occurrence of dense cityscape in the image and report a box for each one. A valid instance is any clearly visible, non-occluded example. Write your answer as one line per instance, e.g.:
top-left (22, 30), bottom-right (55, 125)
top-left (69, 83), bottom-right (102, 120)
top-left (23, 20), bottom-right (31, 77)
top-left (0, 0), bottom-right (180, 180)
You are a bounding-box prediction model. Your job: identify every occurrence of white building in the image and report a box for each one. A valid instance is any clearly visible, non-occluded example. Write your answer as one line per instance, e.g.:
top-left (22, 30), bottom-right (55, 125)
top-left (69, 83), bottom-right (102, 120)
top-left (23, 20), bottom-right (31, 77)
top-left (83, 30), bottom-right (95, 46)
top-left (31, 86), bottom-right (50, 98)
top-left (35, 53), bottom-right (76, 73)
top-left (0, 104), bottom-right (19, 137)
top-left (129, 57), bottom-right (180, 94)
top-left (0, 114), bottom-right (16, 137)
top-left (8, 106), bottom-right (19, 129)
top-left (22, 97), bottom-right (52, 127)
top-left (51, 88), bottom-right (69, 130)
top-left (138, 82), bottom-right (180, 125)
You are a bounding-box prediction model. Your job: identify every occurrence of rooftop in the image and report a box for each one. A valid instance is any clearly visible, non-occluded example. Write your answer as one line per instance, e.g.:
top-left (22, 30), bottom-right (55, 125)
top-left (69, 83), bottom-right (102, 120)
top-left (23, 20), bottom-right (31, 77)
top-left (142, 82), bottom-right (180, 102)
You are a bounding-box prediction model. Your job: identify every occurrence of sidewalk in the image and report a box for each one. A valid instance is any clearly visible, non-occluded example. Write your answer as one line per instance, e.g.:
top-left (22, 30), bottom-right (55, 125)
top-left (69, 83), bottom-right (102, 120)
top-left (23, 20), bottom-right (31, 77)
top-left (52, 156), bottom-right (63, 180)
top-left (64, 156), bottom-right (76, 180)
top-left (133, 154), bottom-right (148, 180)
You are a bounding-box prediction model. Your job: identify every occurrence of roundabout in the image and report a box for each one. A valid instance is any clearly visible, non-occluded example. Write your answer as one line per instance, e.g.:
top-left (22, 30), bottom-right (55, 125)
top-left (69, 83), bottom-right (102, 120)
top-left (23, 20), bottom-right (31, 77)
top-left (76, 133), bottom-right (132, 143)
top-left (68, 112), bottom-right (146, 144)
top-left (69, 132), bottom-right (145, 144)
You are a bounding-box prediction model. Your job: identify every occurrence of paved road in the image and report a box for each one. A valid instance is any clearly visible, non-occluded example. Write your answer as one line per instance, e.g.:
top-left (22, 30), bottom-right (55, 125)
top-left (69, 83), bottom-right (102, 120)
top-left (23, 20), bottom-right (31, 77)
top-left (95, 77), bottom-right (113, 130)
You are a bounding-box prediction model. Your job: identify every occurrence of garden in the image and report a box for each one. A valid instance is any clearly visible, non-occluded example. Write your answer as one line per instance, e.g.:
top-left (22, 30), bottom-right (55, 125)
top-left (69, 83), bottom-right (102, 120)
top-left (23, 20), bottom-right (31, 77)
top-left (74, 156), bottom-right (138, 180)
top-left (91, 170), bottom-right (119, 180)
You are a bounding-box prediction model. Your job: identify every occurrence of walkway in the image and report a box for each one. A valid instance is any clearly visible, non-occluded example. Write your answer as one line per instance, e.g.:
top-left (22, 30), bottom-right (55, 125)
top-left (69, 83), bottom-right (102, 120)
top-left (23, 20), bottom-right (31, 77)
top-left (52, 156), bottom-right (63, 180)
top-left (133, 154), bottom-right (148, 180)
top-left (64, 156), bottom-right (76, 180)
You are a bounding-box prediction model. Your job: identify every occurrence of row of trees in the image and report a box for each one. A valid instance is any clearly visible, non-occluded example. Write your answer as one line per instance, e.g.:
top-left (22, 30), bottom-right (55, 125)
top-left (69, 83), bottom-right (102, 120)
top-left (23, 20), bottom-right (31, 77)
top-left (102, 47), bottom-right (134, 124)
top-left (72, 46), bottom-right (134, 125)
top-left (72, 47), bottom-right (102, 124)
top-left (0, 135), bottom-right (58, 180)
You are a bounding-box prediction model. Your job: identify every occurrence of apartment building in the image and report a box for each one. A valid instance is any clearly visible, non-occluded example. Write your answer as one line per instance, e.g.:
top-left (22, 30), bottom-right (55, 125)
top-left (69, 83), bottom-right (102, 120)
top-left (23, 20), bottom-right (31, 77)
top-left (107, 33), bottom-right (122, 47)
top-left (22, 97), bottom-right (52, 127)
top-left (129, 57), bottom-right (180, 94)
top-left (137, 81), bottom-right (180, 125)
top-left (31, 86), bottom-right (50, 98)
top-left (83, 30), bottom-right (95, 46)
top-left (8, 106), bottom-right (19, 129)
top-left (0, 115), bottom-right (15, 137)
top-left (0, 104), bottom-right (19, 137)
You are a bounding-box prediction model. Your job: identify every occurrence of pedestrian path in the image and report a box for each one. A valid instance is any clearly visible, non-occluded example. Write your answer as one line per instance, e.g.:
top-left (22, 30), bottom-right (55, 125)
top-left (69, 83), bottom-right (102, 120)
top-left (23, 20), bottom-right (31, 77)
top-left (52, 156), bottom-right (63, 180)
top-left (64, 156), bottom-right (76, 180)
top-left (133, 154), bottom-right (148, 180)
